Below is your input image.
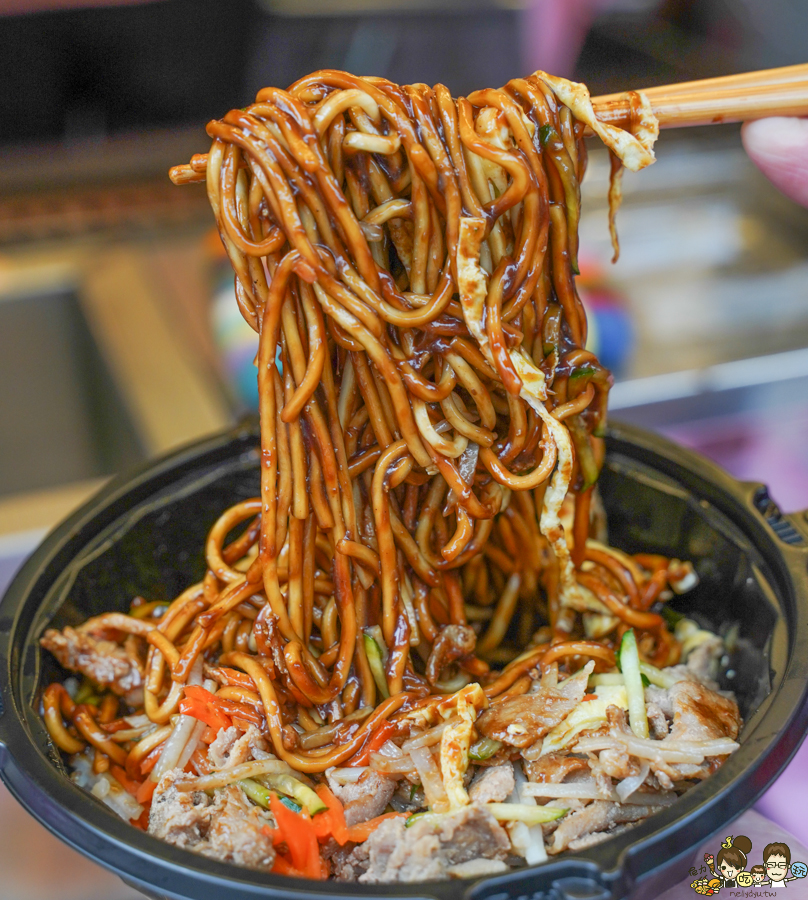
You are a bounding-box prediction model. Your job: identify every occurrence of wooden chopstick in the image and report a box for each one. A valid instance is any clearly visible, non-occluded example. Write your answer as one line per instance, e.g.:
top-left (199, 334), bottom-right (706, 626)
top-left (595, 62), bottom-right (808, 103)
top-left (591, 63), bottom-right (808, 130)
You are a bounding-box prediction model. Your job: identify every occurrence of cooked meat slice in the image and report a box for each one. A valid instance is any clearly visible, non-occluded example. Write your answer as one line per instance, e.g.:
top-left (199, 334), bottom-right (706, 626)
top-left (358, 804), bottom-right (510, 883)
top-left (389, 780), bottom-right (426, 813)
top-left (330, 769), bottom-right (397, 826)
top-left (332, 841), bottom-right (370, 882)
top-left (425, 625), bottom-right (476, 685)
top-left (477, 692), bottom-right (578, 749)
top-left (208, 726), bottom-right (260, 770)
top-left (524, 754), bottom-right (590, 784)
top-left (468, 763), bottom-right (515, 804)
top-left (477, 663), bottom-right (592, 749)
top-left (208, 727), bottom-right (240, 769)
top-left (645, 678), bottom-right (738, 745)
top-left (666, 680), bottom-right (740, 743)
top-left (197, 785), bottom-right (275, 870)
top-left (447, 858), bottom-right (510, 878)
top-left (149, 769), bottom-right (212, 850)
top-left (646, 701), bottom-right (670, 739)
top-left (548, 801), bottom-right (663, 854)
top-left (685, 635), bottom-right (724, 687)
top-left (41, 627), bottom-right (143, 697)
top-left (596, 747), bottom-right (638, 781)
top-left (566, 822), bottom-right (636, 851)
top-left (644, 684), bottom-right (674, 718)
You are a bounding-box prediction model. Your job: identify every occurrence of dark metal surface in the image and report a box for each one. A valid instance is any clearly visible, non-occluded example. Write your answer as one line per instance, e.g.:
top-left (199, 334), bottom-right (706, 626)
top-left (1, 421), bottom-right (807, 900)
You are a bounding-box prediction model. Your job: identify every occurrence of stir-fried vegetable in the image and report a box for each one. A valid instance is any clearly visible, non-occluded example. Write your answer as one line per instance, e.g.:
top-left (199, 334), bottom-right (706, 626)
top-left (590, 663), bottom-right (680, 690)
top-left (639, 662), bottom-right (678, 689)
top-left (240, 778), bottom-right (273, 808)
top-left (267, 792), bottom-right (325, 879)
top-left (486, 803), bottom-right (568, 825)
top-left (407, 804), bottom-right (567, 830)
top-left (468, 737), bottom-right (502, 760)
top-left (261, 773), bottom-right (327, 816)
top-left (363, 631), bottom-right (389, 699)
top-left (618, 631), bottom-right (649, 739)
top-left (348, 721), bottom-right (396, 767)
top-left (179, 685), bottom-right (232, 732)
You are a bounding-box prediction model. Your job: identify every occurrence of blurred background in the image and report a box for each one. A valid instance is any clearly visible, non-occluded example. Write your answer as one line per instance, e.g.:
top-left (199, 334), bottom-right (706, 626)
top-left (0, 1), bottom-right (807, 897)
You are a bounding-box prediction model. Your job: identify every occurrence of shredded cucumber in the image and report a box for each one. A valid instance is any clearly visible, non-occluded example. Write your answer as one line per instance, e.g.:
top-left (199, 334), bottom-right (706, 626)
top-left (486, 803), bottom-right (567, 825)
top-left (261, 773), bottom-right (327, 815)
top-left (619, 631), bottom-right (649, 739)
top-left (241, 777), bottom-right (309, 814)
top-left (406, 803), bottom-right (566, 829)
top-left (363, 631), bottom-right (390, 699)
top-left (405, 811), bottom-right (439, 828)
top-left (588, 673), bottom-right (625, 686)
top-left (639, 662), bottom-right (677, 690)
top-left (239, 778), bottom-right (272, 809)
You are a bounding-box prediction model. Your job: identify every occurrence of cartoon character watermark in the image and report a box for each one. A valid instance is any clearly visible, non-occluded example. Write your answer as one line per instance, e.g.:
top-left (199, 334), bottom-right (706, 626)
top-left (688, 835), bottom-right (808, 894)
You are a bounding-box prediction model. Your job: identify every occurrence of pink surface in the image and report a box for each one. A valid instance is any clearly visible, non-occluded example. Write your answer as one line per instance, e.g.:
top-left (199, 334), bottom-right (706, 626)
top-left (662, 402), bottom-right (808, 516)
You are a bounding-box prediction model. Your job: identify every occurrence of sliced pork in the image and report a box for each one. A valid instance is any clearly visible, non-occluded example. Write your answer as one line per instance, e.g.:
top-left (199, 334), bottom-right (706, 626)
top-left (549, 800), bottom-right (664, 854)
top-left (197, 785), bottom-right (275, 870)
top-left (347, 804), bottom-right (510, 883)
top-left (329, 769), bottom-right (397, 826)
top-left (468, 763), bottom-right (515, 803)
top-left (149, 770), bottom-right (275, 870)
top-left (149, 769), bottom-right (212, 850)
top-left (40, 627), bottom-right (143, 698)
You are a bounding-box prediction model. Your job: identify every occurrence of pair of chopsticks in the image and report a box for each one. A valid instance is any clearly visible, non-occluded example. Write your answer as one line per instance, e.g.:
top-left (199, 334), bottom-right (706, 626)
top-left (591, 62), bottom-right (808, 130)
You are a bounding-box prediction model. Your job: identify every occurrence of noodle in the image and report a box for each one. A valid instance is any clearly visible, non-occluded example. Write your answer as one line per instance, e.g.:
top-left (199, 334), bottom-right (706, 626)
top-left (39, 69), bottom-right (739, 882)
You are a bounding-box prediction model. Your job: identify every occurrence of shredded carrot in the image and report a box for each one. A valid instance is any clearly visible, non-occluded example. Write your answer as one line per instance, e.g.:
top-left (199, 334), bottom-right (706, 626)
top-left (110, 765), bottom-right (141, 797)
top-left (346, 812), bottom-right (408, 843)
top-left (269, 793), bottom-right (324, 879)
top-left (139, 746), bottom-right (162, 776)
top-left (271, 853), bottom-right (305, 877)
top-left (136, 778), bottom-right (158, 805)
top-left (190, 746), bottom-right (212, 774)
top-left (179, 685), bottom-right (233, 732)
top-left (346, 721), bottom-right (395, 767)
top-left (200, 726), bottom-right (219, 744)
top-left (313, 784), bottom-right (349, 844)
top-left (217, 667), bottom-right (258, 691)
top-left (131, 808), bottom-right (150, 830)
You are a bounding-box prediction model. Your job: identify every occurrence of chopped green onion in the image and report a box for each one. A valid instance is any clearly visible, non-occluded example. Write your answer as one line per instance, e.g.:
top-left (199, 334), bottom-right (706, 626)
top-left (539, 124), bottom-right (554, 147)
top-left (261, 773), bottom-right (327, 816)
top-left (468, 737), bottom-right (503, 760)
top-left (619, 631), bottom-right (649, 739)
top-left (363, 631), bottom-right (389, 699)
top-left (486, 803), bottom-right (567, 825)
top-left (410, 783), bottom-right (421, 801)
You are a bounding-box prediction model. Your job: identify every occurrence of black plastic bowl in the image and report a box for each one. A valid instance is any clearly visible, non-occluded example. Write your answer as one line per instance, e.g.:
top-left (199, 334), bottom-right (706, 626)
top-left (2, 421), bottom-right (808, 900)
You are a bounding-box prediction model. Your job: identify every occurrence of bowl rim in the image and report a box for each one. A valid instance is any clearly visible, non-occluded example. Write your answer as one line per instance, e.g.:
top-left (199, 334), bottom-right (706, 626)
top-left (1, 419), bottom-right (808, 900)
